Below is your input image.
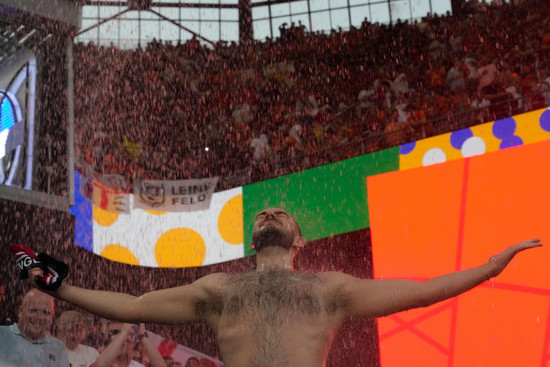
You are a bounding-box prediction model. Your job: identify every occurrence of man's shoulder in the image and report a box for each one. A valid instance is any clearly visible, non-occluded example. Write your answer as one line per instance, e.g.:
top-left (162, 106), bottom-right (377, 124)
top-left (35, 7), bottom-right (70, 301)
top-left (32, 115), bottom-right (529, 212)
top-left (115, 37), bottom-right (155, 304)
top-left (45, 334), bottom-right (68, 349)
top-left (192, 272), bottom-right (233, 297)
top-left (316, 271), bottom-right (364, 292)
top-left (196, 272), bottom-right (231, 284)
top-left (0, 324), bottom-right (21, 339)
top-left (0, 324), bottom-right (14, 340)
top-left (316, 270), bottom-right (356, 281)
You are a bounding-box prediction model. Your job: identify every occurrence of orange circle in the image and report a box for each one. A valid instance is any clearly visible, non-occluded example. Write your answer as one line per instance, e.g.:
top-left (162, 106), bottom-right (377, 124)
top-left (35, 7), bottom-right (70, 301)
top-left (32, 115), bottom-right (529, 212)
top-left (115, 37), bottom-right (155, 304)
top-left (218, 194), bottom-right (244, 245)
top-left (93, 205), bottom-right (120, 227)
top-left (100, 244), bottom-right (139, 265)
top-left (154, 228), bottom-right (206, 267)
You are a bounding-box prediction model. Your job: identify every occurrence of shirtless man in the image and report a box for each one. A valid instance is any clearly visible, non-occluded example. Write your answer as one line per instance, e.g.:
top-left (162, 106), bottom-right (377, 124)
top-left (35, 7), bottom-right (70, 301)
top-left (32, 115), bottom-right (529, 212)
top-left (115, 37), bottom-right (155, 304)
top-left (13, 207), bottom-right (542, 367)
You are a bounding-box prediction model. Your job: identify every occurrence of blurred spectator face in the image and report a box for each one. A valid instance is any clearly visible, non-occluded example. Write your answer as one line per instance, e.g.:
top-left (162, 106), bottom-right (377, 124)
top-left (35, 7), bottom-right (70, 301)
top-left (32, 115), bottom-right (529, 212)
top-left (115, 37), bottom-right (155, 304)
top-left (58, 310), bottom-right (88, 350)
top-left (61, 323), bottom-right (87, 350)
top-left (18, 289), bottom-right (54, 341)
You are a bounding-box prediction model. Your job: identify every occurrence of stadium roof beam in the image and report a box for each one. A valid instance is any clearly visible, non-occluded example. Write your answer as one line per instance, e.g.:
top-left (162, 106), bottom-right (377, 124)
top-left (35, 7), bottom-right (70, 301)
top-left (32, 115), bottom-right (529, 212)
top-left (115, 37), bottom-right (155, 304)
top-left (149, 8), bottom-right (216, 46)
top-left (77, 6), bottom-right (217, 46)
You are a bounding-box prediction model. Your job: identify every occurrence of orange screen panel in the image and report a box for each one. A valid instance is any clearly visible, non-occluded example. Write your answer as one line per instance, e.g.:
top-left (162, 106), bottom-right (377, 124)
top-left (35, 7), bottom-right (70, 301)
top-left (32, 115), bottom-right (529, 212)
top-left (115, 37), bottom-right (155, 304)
top-left (368, 140), bottom-right (550, 367)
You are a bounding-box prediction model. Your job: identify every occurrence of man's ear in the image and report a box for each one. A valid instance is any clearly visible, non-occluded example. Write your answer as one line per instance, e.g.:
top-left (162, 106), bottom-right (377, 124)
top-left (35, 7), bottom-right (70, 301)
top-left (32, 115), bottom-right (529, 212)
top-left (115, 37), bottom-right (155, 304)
top-left (249, 242), bottom-right (256, 252)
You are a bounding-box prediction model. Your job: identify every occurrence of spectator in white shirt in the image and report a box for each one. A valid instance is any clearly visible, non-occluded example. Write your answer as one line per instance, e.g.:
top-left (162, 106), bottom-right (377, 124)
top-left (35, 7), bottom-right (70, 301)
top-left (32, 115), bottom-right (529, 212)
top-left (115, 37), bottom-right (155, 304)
top-left (57, 310), bottom-right (99, 367)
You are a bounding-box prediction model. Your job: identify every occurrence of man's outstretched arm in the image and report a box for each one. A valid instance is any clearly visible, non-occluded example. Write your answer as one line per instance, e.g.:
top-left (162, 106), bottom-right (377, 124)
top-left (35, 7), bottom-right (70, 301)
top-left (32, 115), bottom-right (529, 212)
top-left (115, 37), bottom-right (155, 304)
top-left (337, 239), bottom-right (542, 319)
top-left (28, 267), bottom-right (227, 325)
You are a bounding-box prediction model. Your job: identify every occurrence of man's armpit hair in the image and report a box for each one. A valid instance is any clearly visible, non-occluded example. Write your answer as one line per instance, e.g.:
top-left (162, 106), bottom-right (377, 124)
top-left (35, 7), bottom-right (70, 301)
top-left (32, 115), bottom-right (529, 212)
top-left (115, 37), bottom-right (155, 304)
top-left (194, 297), bottom-right (223, 318)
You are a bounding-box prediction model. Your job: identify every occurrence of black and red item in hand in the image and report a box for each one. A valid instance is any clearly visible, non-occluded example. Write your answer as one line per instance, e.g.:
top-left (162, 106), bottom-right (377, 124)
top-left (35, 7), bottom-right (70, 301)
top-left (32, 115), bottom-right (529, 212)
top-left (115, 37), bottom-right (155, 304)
top-left (9, 244), bottom-right (69, 291)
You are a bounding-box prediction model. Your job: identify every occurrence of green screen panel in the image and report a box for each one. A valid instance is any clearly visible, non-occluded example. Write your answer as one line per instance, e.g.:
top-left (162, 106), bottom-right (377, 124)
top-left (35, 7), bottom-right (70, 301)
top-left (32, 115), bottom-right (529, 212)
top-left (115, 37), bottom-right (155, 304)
top-left (242, 147), bottom-right (399, 254)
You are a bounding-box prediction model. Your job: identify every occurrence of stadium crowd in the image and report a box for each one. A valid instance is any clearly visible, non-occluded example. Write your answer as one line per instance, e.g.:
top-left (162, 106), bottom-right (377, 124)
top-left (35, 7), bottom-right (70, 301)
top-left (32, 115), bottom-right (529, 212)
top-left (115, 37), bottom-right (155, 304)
top-left (73, 0), bottom-right (550, 190)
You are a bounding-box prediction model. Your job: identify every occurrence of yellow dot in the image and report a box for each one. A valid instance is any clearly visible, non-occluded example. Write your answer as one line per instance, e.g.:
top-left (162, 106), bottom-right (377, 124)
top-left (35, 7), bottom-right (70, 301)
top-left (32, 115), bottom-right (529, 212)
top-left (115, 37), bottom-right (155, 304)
top-left (145, 210), bottom-right (168, 215)
top-left (218, 194), bottom-right (243, 245)
top-left (155, 228), bottom-right (206, 267)
top-left (93, 205), bottom-right (120, 227)
top-left (101, 244), bottom-right (139, 265)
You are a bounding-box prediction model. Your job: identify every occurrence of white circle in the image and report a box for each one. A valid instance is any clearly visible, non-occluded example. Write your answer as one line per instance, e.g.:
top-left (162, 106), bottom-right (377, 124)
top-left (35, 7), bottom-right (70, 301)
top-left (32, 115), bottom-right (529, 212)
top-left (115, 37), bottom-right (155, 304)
top-left (461, 136), bottom-right (486, 157)
top-left (422, 148), bottom-right (446, 166)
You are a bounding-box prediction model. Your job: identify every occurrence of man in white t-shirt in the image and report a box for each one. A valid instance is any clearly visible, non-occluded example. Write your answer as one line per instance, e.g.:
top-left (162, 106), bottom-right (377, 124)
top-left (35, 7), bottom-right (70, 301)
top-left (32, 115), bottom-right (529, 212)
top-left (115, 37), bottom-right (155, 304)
top-left (57, 310), bottom-right (99, 367)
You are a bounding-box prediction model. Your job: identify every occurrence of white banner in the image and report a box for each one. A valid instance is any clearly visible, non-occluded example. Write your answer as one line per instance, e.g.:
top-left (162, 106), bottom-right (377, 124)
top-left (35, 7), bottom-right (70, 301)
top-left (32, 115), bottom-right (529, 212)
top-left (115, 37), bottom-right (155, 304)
top-left (133, 177), bottom-right (219, 212)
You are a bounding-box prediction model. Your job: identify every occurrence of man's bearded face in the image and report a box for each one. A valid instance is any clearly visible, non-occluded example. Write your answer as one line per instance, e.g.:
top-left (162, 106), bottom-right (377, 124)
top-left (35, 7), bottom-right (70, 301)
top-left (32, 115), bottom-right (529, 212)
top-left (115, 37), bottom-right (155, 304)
top-left (252, 219), bottom-right (295, 251)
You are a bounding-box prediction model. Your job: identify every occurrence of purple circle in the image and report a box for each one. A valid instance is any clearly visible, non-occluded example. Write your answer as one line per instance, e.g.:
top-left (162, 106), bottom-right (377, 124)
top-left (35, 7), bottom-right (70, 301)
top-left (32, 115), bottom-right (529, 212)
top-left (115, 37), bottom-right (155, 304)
top-left (492, 118), bottom-right (517, 139)
top-left (400, 141), bottom-right (416, 155)
top-left (450, 128), bottom-right (473, 150)
top-left (540, 109), bottom-right (550, 132)
top-left (499, 135), bottom-right (523, 149)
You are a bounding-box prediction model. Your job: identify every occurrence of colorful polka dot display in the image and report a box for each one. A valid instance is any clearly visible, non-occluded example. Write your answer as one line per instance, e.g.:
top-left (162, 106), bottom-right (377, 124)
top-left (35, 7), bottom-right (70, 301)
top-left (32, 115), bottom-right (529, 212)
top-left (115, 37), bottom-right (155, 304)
top-left (79, 107), bottom-right (549, 267)
top-left (400, 108), bottom-right (550, 170)
top-left (92, 187), bottom-right (243, 267)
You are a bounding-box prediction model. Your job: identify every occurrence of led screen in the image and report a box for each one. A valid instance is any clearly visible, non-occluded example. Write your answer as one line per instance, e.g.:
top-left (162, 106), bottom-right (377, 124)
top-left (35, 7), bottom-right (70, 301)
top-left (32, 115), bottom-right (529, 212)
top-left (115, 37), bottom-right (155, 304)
top-left (368, 139), bottom-right (550, 366)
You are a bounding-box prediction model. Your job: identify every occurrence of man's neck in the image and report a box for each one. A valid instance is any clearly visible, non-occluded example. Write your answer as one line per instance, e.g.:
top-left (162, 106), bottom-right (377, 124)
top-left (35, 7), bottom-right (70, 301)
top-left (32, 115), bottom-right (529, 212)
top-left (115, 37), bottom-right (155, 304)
top-left (255, 247), bottom-right (294, 271)
top-left (16, 323), bottom-right (46, 342)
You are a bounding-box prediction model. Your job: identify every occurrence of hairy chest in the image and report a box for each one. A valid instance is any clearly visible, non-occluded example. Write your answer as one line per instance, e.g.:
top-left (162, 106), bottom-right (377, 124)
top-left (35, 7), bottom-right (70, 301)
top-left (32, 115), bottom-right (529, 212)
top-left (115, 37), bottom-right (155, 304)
top-left (223, 271), bottom-right (328, 322)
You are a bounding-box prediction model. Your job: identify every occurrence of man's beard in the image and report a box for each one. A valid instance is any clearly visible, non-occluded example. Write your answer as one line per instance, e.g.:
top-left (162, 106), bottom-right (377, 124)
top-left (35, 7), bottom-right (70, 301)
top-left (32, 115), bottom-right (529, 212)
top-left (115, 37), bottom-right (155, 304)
top-left (252, 225), bottom-right (294, 251)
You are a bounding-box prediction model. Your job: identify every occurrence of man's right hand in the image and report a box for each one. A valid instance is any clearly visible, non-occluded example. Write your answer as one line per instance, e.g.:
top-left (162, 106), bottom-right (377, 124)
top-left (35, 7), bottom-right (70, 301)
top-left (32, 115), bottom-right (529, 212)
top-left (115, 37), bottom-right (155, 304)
top-left (9, 244), bottom-right (70, 292)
